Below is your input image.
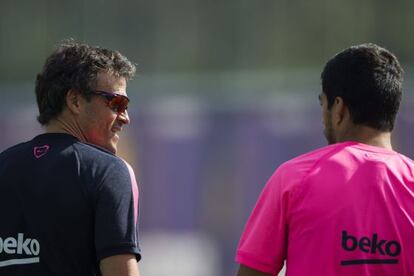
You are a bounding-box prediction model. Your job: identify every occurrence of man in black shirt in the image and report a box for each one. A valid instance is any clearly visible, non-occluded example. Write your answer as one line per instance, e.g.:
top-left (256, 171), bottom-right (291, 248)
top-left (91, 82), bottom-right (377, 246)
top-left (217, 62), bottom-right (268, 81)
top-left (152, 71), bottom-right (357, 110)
top-left (0, 40), bottom-right (141, 276)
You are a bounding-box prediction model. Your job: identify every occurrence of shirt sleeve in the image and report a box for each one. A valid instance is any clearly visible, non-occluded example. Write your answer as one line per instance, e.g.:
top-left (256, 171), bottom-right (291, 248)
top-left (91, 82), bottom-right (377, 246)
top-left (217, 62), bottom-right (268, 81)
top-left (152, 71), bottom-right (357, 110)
top-left (94, 158), bottom-right (141, 261)
top-left (236, 167), bottom-right (290, 275)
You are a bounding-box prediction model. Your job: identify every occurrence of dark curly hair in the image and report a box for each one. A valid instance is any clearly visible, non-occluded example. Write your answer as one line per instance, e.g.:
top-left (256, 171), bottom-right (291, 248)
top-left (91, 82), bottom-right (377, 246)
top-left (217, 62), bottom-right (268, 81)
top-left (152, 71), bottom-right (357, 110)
top-left (321, 43), bottom-right (403, 131)
top-left (35, 40), bottom-right (136, 125)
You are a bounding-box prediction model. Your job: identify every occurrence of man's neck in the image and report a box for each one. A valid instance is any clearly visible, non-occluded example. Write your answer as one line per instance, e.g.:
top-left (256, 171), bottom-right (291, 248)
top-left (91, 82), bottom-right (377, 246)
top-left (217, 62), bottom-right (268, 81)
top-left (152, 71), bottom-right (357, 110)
top-left (45, 114), bottom-right (87, 143)
top-left (337, 125), bottom-right (393, 150)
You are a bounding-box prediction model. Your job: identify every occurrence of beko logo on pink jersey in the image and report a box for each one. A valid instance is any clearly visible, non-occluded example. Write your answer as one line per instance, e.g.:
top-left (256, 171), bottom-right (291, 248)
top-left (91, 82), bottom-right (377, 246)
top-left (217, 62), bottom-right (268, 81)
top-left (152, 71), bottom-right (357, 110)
top-left (0, 233), bottom-right (40, 267)
top-left (341, 230), bottom-right (401, 265)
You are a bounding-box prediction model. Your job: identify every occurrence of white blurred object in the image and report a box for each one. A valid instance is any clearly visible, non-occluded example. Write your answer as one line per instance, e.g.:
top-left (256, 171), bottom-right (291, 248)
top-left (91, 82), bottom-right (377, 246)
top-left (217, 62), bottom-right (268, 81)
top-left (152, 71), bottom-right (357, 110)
top-left (143, 95), bottom-right (208, 141)
top-left (140, 231), bottom-right (220, 276)
top-left (279, 264), bottom-right (286, 275)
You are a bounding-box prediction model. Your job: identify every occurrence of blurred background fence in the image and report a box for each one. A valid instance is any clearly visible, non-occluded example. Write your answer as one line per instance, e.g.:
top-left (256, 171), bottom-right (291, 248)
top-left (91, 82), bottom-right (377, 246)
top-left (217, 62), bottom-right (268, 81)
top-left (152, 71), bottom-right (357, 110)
top-left (2, 1), bottom-right (414, 275)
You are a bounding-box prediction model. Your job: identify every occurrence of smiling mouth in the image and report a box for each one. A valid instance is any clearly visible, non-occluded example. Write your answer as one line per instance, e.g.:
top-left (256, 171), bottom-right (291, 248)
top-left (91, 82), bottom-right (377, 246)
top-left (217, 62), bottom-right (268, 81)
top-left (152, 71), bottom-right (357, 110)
top-left (111, 129), bottom-right (121, 141)
top-left (111, 125), bottom-right (123, 133)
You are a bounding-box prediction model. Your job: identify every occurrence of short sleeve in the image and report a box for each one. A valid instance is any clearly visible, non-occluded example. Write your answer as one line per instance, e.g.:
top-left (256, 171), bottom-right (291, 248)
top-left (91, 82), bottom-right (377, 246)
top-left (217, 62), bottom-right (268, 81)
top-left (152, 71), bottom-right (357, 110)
top-left (236, 168), bottom-right (290, 275)
top-left (94, 159), bottom-right (141, 261)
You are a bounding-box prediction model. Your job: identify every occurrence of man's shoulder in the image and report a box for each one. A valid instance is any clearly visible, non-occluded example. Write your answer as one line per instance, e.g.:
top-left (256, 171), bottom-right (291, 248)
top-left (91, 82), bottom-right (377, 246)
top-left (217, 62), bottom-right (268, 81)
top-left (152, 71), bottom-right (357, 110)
top-left (397, 152), bottom-right (414, 165)
top-left (280, 143), bottom-right (343, 172)
top-left (69, 143), bottom-right (136, 194)
top-left (73, 142), bottom-right (127, 169)
top-left (0, 141), bottom-right (31, 160)
top-left (30, 132), bottom-right (125, 167)
top-left (392, 152), bottom-right (414, 178)
top-left (272, 144), bottom-right (346, 184)
top-left (74, 141), bottom-right (117, 159)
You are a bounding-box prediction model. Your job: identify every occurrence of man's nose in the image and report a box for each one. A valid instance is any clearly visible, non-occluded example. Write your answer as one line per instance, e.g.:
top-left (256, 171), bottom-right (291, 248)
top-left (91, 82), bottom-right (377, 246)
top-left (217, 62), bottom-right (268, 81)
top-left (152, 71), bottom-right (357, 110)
top-left (118, 109), bottom-right (130, 125)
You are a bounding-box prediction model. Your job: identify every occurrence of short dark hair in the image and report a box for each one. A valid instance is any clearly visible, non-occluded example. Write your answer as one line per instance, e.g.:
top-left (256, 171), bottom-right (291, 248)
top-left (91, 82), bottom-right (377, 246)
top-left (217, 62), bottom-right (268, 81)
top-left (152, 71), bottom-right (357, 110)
top-left (321, 43), bottom-right (403, 131)
top-left (35, 39), bottom-right (136, 125)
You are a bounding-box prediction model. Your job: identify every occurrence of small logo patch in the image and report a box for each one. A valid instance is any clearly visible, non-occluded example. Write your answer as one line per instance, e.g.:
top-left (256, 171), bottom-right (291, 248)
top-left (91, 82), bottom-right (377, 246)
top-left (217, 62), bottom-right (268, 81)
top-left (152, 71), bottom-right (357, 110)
top-left (33, 145), bottom-right (50, 159)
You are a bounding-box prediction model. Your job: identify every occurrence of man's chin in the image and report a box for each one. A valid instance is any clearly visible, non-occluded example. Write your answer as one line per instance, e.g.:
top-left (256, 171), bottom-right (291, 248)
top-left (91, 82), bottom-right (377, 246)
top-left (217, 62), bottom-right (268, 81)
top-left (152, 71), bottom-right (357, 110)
top-left (101, 141), bottom-right (117, 154)
top-left (108, 141), bottom-right (118, 154)
top-left (105, 145), bottom-right (117, 154)
top-left (106, 134), bottom-right (119, 154)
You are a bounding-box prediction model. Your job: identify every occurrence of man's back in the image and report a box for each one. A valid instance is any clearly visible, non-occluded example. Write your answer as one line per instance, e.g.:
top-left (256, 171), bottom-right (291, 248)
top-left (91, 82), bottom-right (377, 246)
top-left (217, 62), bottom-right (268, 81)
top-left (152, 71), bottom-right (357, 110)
top-left (0, 133), bottom-right (140, 275)
top-left (237, 141), bottom-right (414, 275)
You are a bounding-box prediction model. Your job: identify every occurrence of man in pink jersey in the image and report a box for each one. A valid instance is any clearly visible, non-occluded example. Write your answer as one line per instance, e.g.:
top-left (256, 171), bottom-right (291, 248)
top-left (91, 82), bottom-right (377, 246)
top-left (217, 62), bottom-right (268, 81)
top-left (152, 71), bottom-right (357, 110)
top-left (236, 43), bottom-right (414, 275)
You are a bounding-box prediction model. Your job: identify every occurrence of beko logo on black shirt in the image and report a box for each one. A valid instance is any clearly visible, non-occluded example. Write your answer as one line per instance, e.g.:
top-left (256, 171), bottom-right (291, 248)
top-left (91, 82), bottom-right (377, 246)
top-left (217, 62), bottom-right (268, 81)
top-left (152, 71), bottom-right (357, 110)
top-left (340, 230), bottom-right (401, 265)
top-left (0, 233), bottom-right (40, 267)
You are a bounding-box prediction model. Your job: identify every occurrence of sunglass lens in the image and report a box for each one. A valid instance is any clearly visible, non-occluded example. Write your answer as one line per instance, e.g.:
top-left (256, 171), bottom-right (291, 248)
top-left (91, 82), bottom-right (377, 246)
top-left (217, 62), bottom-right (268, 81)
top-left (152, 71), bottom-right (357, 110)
top-left (109, 96), bottom-right (129, 113)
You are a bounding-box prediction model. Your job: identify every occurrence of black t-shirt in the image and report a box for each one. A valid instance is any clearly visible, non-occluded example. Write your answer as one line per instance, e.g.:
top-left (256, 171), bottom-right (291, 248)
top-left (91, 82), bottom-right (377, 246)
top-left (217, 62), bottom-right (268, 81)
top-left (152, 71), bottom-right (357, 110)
top-left (0, 133), bottom-right (141, 275)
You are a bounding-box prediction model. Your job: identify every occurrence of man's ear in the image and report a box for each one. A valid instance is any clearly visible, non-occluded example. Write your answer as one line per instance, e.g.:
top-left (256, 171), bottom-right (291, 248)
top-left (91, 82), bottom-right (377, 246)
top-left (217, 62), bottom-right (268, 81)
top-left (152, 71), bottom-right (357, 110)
top-left (65, 89), bottom-right (82, 115)
top-left (332, 97), bottom-right (348, 126)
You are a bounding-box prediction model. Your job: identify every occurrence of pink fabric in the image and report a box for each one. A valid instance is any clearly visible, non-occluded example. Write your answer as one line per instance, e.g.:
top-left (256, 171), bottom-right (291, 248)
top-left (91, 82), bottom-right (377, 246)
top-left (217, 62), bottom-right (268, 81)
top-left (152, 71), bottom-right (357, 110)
top-left (236, 142), bottom-right (414, 275)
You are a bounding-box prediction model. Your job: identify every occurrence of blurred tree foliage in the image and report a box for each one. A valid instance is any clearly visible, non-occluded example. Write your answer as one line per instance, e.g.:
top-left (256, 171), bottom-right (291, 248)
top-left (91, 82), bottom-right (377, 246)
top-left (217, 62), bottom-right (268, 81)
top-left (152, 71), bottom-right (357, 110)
top-left (0, 0), bottom-right (413, 81)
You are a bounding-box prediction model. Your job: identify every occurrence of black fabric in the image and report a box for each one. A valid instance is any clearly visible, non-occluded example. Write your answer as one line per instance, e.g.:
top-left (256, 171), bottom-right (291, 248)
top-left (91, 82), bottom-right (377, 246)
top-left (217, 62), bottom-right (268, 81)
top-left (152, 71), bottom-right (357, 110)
top-left (0, 133), bottom-right (140, 276)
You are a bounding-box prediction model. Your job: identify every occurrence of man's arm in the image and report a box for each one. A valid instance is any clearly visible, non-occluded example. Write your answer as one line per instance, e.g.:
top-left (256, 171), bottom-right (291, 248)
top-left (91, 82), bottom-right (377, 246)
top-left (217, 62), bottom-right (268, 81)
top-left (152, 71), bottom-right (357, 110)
top-left (237, 265), bottom-right (273, 276)
top-left (94, 159), bottom-right (141, 276)
top-left (100, 254), bottom-right (140, 276)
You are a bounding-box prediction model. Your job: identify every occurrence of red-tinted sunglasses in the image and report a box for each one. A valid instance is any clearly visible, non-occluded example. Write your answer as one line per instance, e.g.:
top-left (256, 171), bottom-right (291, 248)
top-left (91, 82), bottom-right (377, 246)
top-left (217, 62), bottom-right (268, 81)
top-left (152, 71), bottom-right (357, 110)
top-left (88, 90), bottom-right (130, 114)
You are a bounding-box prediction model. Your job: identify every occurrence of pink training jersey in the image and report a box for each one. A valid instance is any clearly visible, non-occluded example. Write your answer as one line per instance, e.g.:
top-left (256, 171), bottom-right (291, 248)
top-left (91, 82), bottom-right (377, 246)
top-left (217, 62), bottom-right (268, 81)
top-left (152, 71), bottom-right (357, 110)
top-left (236, 141), bottom-right (414, 275)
